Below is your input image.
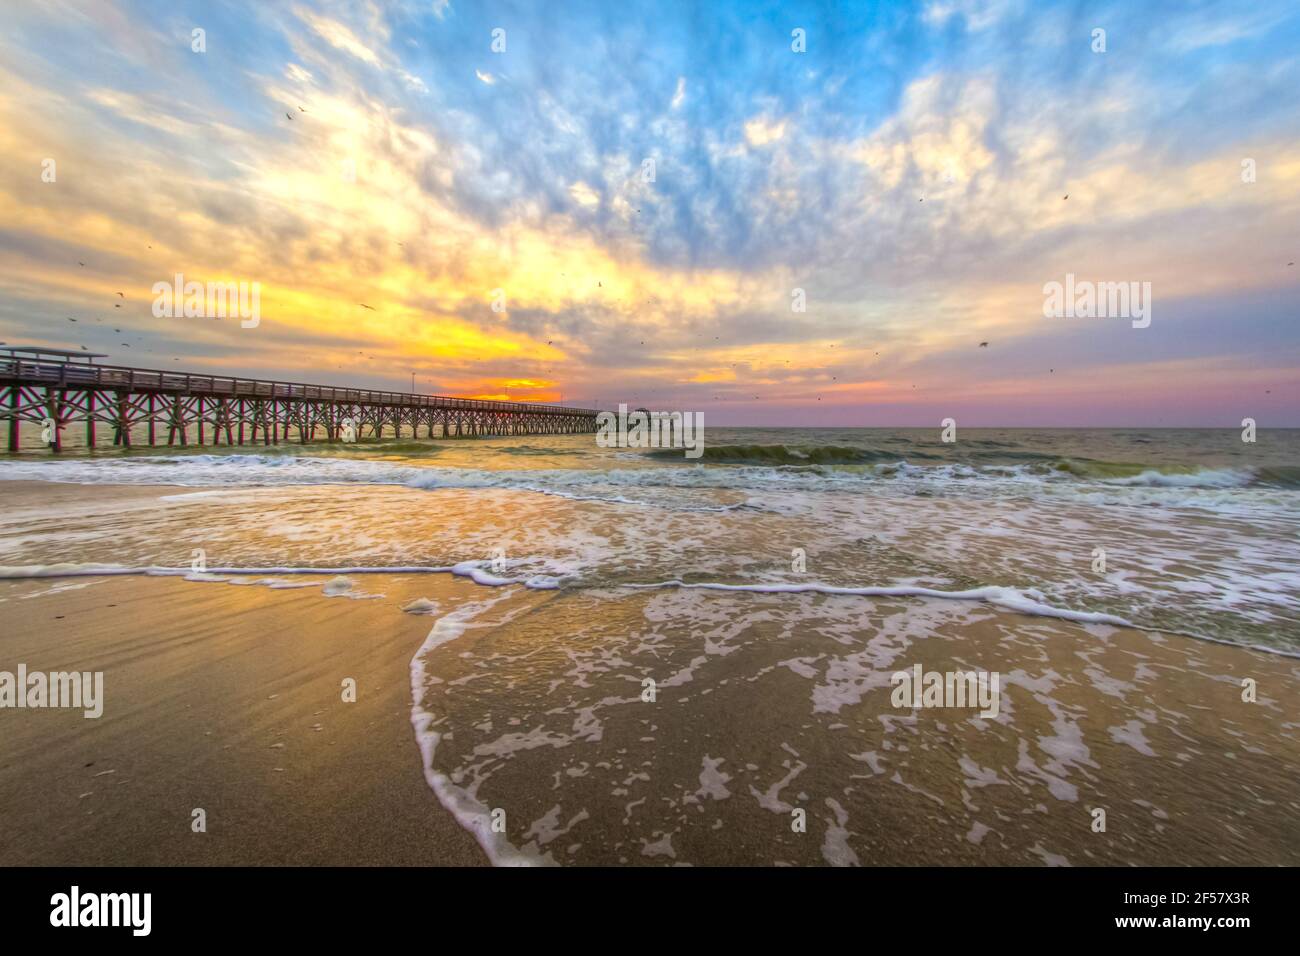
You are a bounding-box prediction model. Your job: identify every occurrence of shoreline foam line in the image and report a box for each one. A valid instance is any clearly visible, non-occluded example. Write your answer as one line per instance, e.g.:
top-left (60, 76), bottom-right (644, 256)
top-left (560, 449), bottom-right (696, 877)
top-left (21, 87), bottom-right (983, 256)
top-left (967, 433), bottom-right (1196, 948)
top-left (626, 579), bottom-right (1134, 625)
top-left (407, 592), bottom-right (549, 867)
top-left (622, 579), bottom-right (1300, 660)
top-left (0, 562), bottom-right (547, 588)
top-left (2, 562), bottom-right (1295, 659)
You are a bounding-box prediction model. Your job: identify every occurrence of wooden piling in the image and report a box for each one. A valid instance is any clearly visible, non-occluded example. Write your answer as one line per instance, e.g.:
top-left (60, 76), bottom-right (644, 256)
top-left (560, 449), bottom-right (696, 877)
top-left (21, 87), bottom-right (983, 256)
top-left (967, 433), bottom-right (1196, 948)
top-left (2, 354), bottom-right (601, 454)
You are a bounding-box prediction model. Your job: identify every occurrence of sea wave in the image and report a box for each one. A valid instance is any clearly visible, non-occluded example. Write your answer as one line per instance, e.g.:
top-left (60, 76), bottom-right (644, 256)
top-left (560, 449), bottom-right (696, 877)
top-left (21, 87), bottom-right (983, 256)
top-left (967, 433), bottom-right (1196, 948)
top-left (645, 445), bottom-right (1298, 488)
top-left (2, 449), bottom-right (1297, 499)
top-left (645, 443), bottom-right (933, 465)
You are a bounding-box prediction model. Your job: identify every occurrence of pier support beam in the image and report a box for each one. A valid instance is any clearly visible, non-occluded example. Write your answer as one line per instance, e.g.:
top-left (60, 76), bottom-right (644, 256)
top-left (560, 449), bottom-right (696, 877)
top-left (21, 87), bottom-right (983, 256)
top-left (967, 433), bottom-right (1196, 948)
top-left (44, 387), bottom-right (63, 453)
top-left (8, 387), bottom-right (19, 452)
top-left (2, 358), bottom-right (602, 453)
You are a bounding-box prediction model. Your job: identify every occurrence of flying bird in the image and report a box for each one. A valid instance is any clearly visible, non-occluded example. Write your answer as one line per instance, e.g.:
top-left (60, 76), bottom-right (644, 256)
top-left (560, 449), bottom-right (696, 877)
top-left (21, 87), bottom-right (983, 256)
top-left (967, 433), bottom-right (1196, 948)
top-left (66, 317), bottom-right (76, 322)
top-left (285, 112), bottom-right (293, 121)
top-left (1063, 195), bottom-right (1068, 200)
top-left (979, 341), bottom-right (988, 347)
top-left (359, 303), bottom-right (375, 311)
top-left (115, 292), bottom-right (124, 298)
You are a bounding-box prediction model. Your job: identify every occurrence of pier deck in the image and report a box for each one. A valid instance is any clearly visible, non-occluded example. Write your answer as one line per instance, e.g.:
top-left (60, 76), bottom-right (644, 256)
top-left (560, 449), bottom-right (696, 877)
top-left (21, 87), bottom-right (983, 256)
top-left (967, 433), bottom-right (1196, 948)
top-left (1, 349), bottom-right (600, 451)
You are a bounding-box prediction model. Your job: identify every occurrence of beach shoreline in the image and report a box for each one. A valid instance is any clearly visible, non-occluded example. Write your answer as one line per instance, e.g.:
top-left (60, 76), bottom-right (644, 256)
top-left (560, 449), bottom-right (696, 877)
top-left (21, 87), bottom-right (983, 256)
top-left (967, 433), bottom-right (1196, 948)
top-left (1, 476), bottom-right (1298, 866)
top-left (0, 567), bottom-right (487, 866)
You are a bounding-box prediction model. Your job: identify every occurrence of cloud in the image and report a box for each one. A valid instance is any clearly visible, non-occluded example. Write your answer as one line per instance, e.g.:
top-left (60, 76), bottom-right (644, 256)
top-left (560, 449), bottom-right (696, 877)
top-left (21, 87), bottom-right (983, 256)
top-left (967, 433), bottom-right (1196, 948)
top-left (743, 116), bottom-right (787, 147)
top-left (671, 76), bottom-right (686, 110)
top-left (296, 8), bottom-right (382, 66)
top-left (568, 182), bottom-right (601, 208)
top-left (0, 0), bottom-right (1297, 421)
top-left (1162, 6), bottom-right (1293, 52)
top-left (922, 0), bottom-right (1015, 31)
top-left (292, 4), bottom-right (426, 94)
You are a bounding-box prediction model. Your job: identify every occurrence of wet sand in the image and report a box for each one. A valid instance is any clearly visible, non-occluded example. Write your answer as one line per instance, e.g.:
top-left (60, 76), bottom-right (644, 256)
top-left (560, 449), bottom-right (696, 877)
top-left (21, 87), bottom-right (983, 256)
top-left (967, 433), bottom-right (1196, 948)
top-left (0, 572), bottom-right (487, 866)
top-left (412, 586), bottom-right (1300, 866)
top-left (1, 479), bottom-right (1297, 866)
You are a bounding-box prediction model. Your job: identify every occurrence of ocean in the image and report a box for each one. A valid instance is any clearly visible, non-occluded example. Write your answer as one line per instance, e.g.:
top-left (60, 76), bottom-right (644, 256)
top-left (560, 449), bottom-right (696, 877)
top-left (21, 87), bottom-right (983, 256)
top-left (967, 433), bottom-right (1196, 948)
top-left (2, 427), bottom-right (1298, 865)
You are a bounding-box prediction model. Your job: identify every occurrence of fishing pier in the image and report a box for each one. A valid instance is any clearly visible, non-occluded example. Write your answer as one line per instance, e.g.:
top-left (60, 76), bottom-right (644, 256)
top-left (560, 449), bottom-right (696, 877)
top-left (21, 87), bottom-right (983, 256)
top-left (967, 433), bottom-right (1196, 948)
top-left (1, 347), bottom-right (601, 451)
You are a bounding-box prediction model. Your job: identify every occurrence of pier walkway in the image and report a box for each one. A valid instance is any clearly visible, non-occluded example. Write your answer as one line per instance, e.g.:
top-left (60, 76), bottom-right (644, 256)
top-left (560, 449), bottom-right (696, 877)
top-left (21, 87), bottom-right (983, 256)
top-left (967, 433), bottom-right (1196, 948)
top-left (1, 347), bottom-right (601, 451)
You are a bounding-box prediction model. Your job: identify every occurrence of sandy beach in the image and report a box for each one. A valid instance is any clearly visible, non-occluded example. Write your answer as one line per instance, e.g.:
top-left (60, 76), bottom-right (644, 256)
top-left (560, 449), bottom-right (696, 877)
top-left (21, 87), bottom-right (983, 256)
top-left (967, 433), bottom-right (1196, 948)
top-left (0, 565), bottom-right (486, 866)
top-left (2, 475), bottom-right (1297, 867)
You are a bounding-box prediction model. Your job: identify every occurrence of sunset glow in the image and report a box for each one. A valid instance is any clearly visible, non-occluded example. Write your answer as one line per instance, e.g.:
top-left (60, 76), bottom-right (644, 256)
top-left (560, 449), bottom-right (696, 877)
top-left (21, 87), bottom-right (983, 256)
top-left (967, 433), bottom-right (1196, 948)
top-left (1, 0), bottom-right (1297, 423)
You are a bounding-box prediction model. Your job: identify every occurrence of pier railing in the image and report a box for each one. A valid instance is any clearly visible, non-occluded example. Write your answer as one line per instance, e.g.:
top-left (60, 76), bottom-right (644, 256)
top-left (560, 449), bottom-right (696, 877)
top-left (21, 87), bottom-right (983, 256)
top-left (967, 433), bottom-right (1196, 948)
top-left (0, 356), bottom-right (600, 416)
top-left (2, 353), bottom-right (603, 450)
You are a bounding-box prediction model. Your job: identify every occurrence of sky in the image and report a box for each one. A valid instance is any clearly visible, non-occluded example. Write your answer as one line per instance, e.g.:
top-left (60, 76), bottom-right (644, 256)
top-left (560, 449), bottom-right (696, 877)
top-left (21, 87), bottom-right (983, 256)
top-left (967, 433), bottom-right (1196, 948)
top-left (0, 0), bottom-right (1297, 426)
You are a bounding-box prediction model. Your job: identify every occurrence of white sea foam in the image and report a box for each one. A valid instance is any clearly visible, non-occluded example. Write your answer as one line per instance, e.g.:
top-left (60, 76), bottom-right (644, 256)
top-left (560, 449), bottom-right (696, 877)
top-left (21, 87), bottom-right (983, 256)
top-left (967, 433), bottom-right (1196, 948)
top-left (406, 592), bottom-right (550, 866)
top-left (0, 453), bottom-right (1284, 511)
top-left (2, 560), bottom-right (1295, 656)
top-left (627, 579), bottom-right (1135, 626)
top-left (1098, 467), bottom-right (1255, 489)
top-left (2, 442), bottom-right (1296, 658)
